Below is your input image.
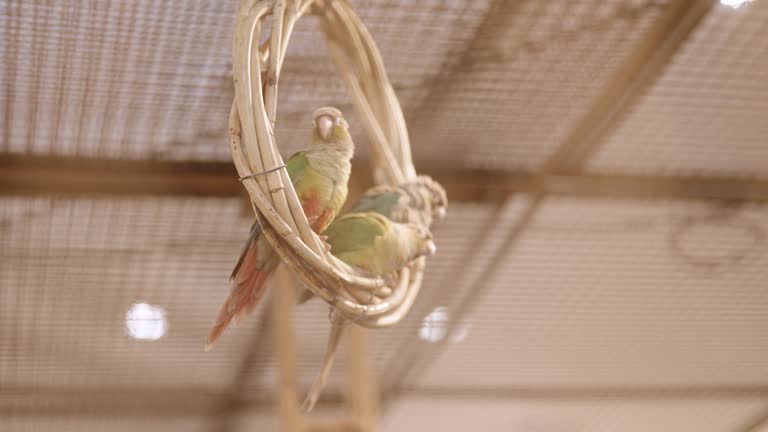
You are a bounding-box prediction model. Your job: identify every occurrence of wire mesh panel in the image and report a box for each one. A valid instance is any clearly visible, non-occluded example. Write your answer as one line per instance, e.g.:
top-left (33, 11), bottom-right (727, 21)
top-left (418, 197), bottom-right (768, 388)
top-left (409, 0), bottom-right (663, 171)
top-left (0, 195), bottom-right (253, 390)
top-left (589, 1), bottom-right (768, 178)
top-left (0, 0), bottom-right (495, 163)
top-left (0, 1), bottom-right (236, 160)
top-left (377, 196), bottom-right (534, 390)
top-left (0, 197), bottom-right (506, 412)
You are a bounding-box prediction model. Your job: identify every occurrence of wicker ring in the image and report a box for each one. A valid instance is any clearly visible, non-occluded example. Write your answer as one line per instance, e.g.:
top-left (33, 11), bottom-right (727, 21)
top-left (228, 0), bottom-right (426, 328)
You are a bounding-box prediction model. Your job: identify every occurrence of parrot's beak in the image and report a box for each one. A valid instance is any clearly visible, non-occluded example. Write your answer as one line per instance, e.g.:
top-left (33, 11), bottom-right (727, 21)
top-left (425, 240), bottom-right (437, 256)
top-left (316, 115), bottom-right (333, 140)
top-left (435, 206), bottom-right (447, 219)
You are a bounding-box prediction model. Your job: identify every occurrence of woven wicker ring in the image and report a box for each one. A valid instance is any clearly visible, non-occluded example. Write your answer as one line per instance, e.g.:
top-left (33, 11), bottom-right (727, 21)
top-left (228, 0), bottom-right (428, 329)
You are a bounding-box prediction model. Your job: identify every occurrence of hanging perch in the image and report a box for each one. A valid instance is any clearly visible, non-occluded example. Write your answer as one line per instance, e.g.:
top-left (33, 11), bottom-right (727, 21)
top-left (230, 0), bottom-right (431, 329)
top-left (229, 0), bottom-right (442, 409)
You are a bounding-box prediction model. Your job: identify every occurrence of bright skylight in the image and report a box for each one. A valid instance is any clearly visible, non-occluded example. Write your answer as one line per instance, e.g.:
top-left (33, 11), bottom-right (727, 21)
top-left (125, 303), bottom-right (167, 341)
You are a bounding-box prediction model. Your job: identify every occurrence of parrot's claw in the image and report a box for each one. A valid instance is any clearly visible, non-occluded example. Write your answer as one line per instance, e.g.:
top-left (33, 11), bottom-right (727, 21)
top-left (383, 273), bottom-right (398, 287)
top-left (319, 235), bottom-right (332, 253)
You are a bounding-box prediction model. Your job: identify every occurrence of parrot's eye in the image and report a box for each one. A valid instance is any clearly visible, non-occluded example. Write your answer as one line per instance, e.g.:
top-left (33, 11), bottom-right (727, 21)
top-left (335, 118), bottom-right (343, 126)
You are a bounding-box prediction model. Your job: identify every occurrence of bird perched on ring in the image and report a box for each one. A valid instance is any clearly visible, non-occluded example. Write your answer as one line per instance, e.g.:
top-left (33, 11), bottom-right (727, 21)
top-left (318, 176), bottom-right (448, 279)
top-left (322, 211), bottom-right (436, 277)
top-left (206, 106), bottom-right (354, 350)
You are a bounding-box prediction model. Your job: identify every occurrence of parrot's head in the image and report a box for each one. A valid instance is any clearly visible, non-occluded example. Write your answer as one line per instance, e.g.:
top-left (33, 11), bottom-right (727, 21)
top-left (411, 224), bottom-right (437, 257)
top-left (311, 106), bottom-right (353, 149)
top-left (415, 175), bottom-right (448, 220)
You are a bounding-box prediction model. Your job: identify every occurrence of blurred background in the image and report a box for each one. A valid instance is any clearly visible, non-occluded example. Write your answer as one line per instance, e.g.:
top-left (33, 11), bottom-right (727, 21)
top-left (2, 0), bottom-right (768, 431)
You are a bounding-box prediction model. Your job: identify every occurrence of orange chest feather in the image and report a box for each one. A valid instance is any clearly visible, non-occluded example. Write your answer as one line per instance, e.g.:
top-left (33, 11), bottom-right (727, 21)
top-left (300, 190), bottom-right (334, 233)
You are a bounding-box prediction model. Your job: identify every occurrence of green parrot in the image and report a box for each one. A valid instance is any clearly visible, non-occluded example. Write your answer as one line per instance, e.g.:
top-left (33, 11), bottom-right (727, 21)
top-left (322, 211), bottom-right (436, 276)
top-left (206, 107), bottom-right (354, 349)
top-left (322, 176), bottom-right (446, 275)
top-left (294, 176), bottom-right (447, 303)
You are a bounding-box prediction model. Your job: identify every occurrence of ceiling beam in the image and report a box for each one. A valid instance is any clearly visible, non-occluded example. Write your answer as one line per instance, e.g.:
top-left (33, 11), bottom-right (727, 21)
top-left (0, 386), bottom-right (345, 419)
top-left (0, 155), bottom-right (242, 197)
top-left (0, 386), bottom-right (259, 419)
top-left (400, 384), bottom-right (768, 401)
top-left (543, 173), bottom-right (768, 202)
top-left (2, 155), bottom-right (768, 202)
top-left (5, 383), bottom-right (766, 419)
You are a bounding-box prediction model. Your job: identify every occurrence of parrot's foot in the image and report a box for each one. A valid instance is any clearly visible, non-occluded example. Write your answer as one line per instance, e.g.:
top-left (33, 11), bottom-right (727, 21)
top-left (319, 235), bottom-right (332, 253)
top-left (383, 272), bottom-right (398, 287)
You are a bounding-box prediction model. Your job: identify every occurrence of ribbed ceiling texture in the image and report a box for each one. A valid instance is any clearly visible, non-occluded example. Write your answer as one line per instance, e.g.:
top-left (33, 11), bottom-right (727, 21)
top-left (1, 0), bottom-right (767, 431)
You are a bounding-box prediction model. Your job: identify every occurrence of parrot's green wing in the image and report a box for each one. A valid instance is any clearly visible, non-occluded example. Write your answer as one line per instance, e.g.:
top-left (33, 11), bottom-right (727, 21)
top-left (285, 151), bottom-right (310, 183)
top-left (348, 190), bottom-right (402, 218)
top-left (325, 211), bottom-right (431, 275)
top-left (323, 213), bottom-right (387, 256)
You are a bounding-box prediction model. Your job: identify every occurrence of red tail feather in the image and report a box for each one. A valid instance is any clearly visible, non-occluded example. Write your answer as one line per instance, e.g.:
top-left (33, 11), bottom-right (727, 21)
top-left (206, 228), bottom-right (276, 350)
